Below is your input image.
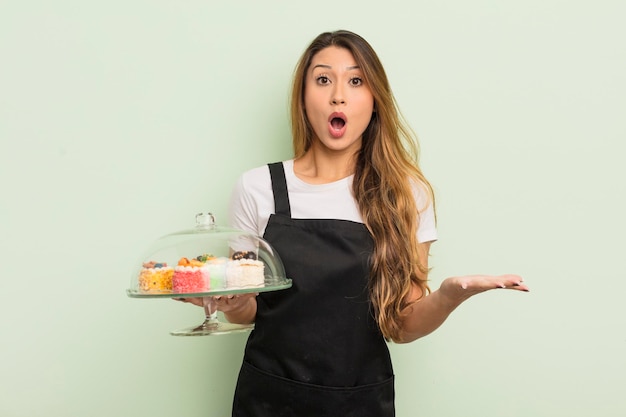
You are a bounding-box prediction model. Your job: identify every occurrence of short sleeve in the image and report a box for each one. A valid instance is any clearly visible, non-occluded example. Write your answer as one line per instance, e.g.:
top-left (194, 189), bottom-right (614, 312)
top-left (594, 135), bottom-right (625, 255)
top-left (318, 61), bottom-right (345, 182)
top-left (412, 181), bottom-right (438, 244)
top-left (228, 174), bottom-right (260, 236)
top-left (228, 165), bottom-right (275, 237)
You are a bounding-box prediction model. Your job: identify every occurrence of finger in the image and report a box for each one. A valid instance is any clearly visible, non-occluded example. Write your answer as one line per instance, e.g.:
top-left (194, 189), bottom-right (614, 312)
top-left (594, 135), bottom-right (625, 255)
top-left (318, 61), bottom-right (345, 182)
top-left (512, 282), bottom-right (530, 292)
top-left (506, 275), bottom-right (528, 290)
top-left (498, 281), bottom-right (530, 292)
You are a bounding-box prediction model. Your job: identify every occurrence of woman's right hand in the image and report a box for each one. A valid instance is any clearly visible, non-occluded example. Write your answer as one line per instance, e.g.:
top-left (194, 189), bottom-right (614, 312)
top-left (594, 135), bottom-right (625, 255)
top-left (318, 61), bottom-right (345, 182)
top-left (175, 293), bottom-right (258, 324)
top-left (212, 293), bottom-right (258, 314)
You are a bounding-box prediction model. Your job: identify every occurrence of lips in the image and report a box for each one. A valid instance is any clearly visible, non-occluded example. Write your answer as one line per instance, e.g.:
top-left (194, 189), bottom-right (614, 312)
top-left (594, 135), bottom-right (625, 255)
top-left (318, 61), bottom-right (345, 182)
top-left (328, 112), bottom-right (347, 138)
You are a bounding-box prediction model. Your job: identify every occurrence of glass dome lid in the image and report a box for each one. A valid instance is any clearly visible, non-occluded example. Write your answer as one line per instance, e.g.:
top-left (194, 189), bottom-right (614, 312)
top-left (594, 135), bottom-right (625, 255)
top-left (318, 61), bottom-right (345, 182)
top-left (127, 212), bottom-right (290, 298)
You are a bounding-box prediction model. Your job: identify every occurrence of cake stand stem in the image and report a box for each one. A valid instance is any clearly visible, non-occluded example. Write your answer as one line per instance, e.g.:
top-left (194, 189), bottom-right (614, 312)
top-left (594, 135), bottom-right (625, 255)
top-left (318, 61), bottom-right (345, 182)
top-left (201, 296), bottom-right (220, 329)
top-left (170, 296), bottom-right (254, 336)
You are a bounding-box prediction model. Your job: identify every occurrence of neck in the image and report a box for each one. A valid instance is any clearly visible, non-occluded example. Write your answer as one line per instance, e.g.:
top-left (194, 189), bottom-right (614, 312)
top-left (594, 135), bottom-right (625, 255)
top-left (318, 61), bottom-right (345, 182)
top-left (294, 146), bottom-right (357, 184)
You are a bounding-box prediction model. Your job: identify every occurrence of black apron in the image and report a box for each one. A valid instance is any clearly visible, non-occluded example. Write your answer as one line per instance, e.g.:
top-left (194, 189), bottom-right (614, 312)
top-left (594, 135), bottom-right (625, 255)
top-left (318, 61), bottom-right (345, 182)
top-left (232, 162), bottom-right (395, 417)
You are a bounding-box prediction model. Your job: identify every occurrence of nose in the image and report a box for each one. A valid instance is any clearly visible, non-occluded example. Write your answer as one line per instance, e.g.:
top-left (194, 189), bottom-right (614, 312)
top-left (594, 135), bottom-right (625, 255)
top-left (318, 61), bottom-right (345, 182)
top-left (331, 85), bottom-right (346, 105)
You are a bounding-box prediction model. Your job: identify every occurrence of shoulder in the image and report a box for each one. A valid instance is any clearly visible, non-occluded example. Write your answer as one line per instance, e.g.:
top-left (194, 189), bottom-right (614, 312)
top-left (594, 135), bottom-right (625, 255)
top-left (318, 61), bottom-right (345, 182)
top-left (228, 161), bottom-right (292, 235)
top-left (238, 164), bottom-right (272, 187)
top-left (236, 160), bottom-right (295, 188)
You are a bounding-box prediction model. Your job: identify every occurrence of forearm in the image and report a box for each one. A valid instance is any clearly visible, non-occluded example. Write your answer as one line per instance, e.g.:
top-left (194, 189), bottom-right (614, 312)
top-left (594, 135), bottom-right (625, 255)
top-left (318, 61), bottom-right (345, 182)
top-left (223, 297), bottom-right (258, 324)
top-left (395, 274), bottom-right (528, 343)
top-left (396, 288), bottom-right (464, 343)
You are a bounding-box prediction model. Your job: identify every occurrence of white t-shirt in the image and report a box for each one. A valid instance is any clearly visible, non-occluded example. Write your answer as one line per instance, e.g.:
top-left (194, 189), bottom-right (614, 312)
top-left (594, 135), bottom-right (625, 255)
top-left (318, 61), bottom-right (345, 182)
top-left (228, 159), bottom-right (438, 243)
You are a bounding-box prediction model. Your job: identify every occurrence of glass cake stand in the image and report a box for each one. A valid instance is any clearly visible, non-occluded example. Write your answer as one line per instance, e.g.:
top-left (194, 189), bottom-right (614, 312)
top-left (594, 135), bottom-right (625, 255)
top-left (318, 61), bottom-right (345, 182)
top-left (126, 212), bottom-right (292, 336)
top-left (126, 280), bottom-right (291, 336)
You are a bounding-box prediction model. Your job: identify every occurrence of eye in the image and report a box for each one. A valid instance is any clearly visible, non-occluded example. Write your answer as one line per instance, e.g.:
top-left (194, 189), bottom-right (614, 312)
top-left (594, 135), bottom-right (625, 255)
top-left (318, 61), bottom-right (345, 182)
top-left (349, 77), bottom-right (363, 87)
top-left (316, 75), bottom-right (330, 85)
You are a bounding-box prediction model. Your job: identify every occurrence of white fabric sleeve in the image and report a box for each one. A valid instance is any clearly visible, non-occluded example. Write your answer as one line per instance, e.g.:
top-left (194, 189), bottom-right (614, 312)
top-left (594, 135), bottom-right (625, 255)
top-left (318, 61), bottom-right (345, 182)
top-left (417, 202), bottom-right (437, 243)
top-left (412, 181), bottom-right (438, 244)
top-left (228, 173), bottom-right (261, 236)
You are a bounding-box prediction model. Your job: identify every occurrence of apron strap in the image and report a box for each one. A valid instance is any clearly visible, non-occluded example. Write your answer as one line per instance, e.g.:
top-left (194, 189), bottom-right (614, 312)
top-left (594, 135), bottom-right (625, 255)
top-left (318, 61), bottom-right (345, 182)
top-left (268, 162), bottom-right (291, 217)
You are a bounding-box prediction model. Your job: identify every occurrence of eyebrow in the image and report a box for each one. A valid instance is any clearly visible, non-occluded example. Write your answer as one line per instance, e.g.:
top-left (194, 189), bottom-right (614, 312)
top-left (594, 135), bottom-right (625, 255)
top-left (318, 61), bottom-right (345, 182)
top-left (312, 64), bottom-right (361, 71)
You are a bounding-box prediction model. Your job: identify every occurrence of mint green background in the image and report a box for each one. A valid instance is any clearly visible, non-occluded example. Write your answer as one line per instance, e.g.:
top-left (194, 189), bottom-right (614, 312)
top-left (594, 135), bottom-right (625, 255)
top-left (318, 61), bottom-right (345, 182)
top-left (1, 1), bottom-right (624, 416)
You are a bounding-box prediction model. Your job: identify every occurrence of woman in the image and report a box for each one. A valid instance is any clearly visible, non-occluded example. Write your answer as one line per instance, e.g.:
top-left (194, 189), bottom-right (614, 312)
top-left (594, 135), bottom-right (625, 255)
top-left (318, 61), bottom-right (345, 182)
top-left (187, 30), bottom-right (528, 416)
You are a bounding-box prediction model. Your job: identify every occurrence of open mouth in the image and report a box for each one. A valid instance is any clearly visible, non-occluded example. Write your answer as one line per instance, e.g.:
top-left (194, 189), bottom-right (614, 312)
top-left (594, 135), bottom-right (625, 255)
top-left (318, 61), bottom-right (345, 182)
top-left (328, 112), bottom-right (347, 138)
top-left (330, 117), bottom-right (345, 129)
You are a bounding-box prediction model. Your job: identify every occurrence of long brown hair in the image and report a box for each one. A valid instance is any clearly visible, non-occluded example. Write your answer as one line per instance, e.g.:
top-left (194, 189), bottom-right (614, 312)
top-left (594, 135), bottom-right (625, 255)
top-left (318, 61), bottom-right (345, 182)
top-left (290, 30), bottom-right (435, 341)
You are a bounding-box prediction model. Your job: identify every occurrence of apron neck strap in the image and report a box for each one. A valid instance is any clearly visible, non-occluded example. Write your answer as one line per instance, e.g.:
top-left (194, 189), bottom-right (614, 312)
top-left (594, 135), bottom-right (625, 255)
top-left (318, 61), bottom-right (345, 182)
top-left (268, 162), bottom-right (291, 217)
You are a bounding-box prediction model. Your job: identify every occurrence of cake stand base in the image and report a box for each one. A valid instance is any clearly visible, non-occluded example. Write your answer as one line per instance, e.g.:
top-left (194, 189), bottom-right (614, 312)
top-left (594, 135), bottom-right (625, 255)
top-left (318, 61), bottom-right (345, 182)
top-left (170, 320), bottom-right (254, 336)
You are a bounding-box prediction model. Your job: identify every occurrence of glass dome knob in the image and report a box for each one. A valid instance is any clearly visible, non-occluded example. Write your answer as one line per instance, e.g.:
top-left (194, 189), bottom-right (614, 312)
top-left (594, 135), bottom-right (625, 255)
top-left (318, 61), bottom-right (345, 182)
top-left (195, 212), bottom-right (216, 230)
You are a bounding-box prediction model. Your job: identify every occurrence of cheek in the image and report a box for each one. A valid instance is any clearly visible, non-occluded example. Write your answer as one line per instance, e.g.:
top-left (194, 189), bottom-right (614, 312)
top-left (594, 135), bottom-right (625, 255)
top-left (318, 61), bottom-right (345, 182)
top-left (357, 97), bottom-right (375, 118)
top-left (304, 97), bottom-right (327, 125)
top-left (365, 93), bottom-right (375, 112)
top-left (304, 88), bottom-right (325, 109)
top-left (352, 90), bottom-right (374, 112)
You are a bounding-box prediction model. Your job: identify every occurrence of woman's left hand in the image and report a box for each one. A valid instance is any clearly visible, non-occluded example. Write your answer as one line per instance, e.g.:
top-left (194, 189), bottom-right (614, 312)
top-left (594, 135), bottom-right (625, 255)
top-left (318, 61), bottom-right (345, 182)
top-left (440, 274), bottom-right (529, 305)
top-left (398, 274), bottom-right (529, 343)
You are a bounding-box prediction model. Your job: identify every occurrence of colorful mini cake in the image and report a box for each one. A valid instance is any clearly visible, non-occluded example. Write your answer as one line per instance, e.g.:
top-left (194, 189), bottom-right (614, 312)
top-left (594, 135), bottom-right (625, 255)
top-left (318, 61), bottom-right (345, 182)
top-left (226, 252), bottom-right (265, 289)
top-left (138, 261), bottom-right (174, 293)
top-left (206, 257), bottom-right (228, 290)
top-left (172, 257), bottom-right (210, 293)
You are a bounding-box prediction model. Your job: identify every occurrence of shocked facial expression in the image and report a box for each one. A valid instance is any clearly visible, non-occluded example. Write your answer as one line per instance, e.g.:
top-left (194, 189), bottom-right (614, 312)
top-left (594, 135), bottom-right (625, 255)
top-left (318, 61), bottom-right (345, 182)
top-left (304, 46), bottom-right (375, 155)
